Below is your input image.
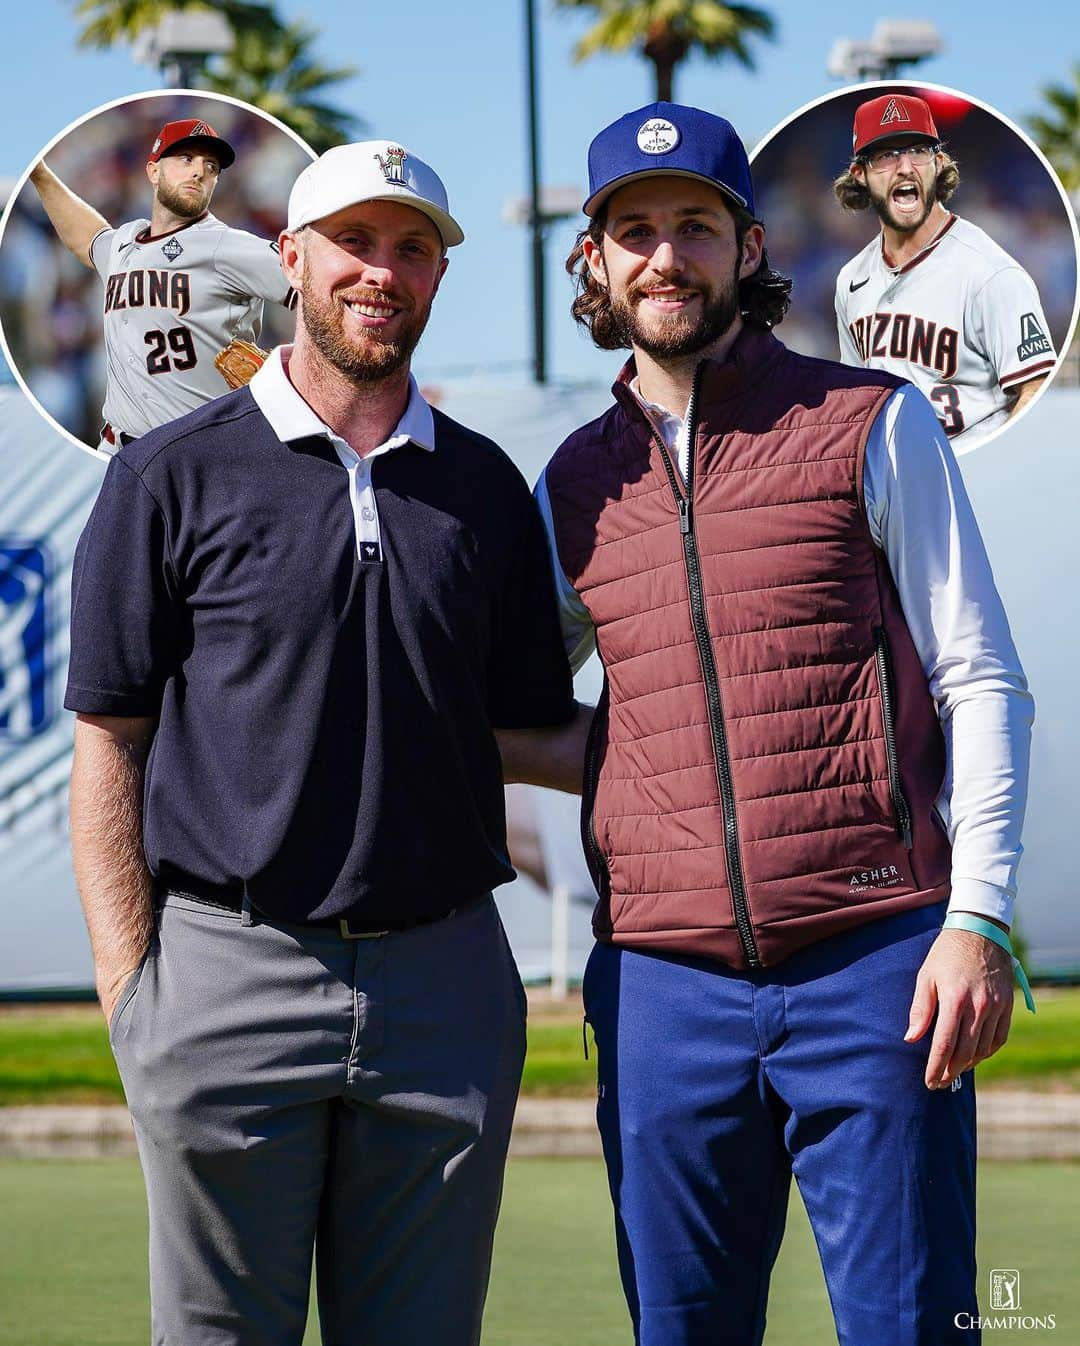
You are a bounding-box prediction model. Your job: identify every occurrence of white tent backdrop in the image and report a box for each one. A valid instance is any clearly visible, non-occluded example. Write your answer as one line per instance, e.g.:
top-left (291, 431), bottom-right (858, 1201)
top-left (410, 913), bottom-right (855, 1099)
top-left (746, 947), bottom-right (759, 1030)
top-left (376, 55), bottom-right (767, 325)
top-left (0, 379), bottom-right (1076, 991)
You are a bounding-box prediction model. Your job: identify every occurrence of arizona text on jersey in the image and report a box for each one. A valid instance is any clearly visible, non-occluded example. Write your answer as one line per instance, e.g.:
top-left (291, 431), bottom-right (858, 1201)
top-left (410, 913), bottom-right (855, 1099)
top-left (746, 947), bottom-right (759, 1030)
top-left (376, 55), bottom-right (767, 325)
top-left (90, 213), bottom-right (295, 447)
top-left (835, 213), bottom-right (1056, 449)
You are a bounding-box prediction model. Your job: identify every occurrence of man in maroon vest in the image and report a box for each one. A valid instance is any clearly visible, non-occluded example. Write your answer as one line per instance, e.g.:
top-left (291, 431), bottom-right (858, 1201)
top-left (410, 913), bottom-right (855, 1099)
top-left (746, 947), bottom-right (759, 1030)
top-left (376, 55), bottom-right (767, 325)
top-left (498, 103), bottom-right (1034, 1345)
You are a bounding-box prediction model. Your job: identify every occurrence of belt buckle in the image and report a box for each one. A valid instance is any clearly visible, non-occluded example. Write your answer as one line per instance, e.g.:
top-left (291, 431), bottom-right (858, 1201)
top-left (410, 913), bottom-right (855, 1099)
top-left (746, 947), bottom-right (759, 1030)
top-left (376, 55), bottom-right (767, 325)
top-left (338, 918), bottom-right (390, 940)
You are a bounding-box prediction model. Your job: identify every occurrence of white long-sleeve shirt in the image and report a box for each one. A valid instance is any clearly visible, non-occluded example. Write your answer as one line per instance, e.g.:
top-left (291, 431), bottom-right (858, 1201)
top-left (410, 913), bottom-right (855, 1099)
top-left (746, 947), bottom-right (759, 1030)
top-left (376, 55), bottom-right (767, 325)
top-left (534, 382), bottom-right (1033, 927)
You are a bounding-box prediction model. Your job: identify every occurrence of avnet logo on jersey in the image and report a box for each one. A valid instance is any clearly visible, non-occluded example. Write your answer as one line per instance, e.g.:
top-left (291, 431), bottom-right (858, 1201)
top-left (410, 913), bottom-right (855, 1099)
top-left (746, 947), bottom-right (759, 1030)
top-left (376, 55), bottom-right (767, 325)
top-left (0, 542), bottom-right (53, 741)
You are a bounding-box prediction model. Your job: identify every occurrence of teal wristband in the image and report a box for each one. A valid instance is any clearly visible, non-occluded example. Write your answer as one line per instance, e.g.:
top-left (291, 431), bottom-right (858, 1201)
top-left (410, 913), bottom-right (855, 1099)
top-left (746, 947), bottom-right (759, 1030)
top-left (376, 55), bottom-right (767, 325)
top-left (942, 912), bottom-right (1036, 1013)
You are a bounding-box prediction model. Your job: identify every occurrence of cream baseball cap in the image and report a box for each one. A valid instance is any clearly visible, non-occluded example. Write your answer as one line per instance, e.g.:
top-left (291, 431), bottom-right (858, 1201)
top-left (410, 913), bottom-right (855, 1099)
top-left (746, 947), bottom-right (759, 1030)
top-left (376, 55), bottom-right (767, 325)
top-left (287, 140), bottom-right (464, 247)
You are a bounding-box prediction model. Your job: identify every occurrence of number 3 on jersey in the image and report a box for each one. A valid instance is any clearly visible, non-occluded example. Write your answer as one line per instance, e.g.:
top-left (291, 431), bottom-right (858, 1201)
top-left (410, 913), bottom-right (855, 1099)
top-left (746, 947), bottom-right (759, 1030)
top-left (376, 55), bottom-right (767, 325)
top-left (930, 383), bottom-right (965, 437)
top-left (145, 326), bottom-right (197, 375)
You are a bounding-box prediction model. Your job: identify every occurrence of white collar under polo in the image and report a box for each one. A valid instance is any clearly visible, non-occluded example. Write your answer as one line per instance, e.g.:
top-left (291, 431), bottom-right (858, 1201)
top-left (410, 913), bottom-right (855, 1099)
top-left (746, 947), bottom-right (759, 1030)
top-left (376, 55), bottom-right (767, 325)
top-left (249, 345), bottom-right (435, 562)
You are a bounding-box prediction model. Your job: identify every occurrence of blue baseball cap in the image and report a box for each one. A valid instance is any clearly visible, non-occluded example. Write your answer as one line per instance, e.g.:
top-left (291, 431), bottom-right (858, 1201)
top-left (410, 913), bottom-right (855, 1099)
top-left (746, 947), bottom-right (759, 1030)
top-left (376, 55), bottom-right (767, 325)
top-left (584, 102), bottom-right (755, 219)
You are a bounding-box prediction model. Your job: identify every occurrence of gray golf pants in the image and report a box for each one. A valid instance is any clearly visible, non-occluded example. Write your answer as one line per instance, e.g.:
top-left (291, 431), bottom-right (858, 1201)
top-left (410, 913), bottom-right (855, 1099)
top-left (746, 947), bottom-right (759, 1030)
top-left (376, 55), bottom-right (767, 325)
top-left (109, 891), bottom-right (527, 1346)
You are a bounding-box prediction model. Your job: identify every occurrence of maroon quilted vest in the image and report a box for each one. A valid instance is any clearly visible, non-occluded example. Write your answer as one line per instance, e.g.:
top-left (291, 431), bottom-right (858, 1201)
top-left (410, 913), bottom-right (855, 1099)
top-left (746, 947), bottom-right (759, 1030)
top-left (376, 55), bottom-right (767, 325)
top-left (545, 326), bottom-right (952, 969)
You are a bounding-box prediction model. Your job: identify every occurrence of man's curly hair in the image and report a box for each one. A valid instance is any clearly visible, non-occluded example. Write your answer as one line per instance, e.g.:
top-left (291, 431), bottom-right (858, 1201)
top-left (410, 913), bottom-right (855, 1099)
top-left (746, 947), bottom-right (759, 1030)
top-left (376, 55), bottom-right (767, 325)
top-left (566, 201), bottom-right (792, 351)
top-left (833, 151), bottom-right (960, 212)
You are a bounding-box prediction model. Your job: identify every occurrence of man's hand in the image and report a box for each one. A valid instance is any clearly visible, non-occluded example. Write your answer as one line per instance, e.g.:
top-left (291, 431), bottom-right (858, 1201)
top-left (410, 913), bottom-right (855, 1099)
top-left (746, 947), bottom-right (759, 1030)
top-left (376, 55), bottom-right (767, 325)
top-left (905, 925), bottom-right (1015, 1089)
top-left (98, 961), bottom-right (146, 1029)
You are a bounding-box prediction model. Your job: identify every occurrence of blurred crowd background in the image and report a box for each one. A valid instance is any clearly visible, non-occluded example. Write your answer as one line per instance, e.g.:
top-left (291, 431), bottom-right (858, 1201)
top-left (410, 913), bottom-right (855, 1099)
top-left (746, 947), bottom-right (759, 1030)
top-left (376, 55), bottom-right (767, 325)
top-left (752, 87), bottom-right (1077, 367)
top-left (0, 94), bottom-right (312, 448)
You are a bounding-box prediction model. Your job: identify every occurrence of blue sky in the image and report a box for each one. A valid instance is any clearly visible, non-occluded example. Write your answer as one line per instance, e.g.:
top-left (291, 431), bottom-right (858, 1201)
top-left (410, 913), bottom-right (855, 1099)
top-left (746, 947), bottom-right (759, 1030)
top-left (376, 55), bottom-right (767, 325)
top-left (4, 1), bottom-right (1076, 387)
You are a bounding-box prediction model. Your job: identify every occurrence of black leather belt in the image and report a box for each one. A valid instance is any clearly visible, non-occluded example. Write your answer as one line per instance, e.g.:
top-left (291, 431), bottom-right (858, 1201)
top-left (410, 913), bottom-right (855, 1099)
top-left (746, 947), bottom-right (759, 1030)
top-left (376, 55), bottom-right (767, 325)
top-left (156, 873), bottom-right (480, 940)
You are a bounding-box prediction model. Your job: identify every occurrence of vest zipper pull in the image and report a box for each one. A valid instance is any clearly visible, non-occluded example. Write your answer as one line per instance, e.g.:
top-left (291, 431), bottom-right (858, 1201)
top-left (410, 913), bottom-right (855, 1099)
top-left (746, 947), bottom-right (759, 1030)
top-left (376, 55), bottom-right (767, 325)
top-left (582, 1014), bottom-right (590, 1061)
top-left (678, 496), bottom-right (692, 534)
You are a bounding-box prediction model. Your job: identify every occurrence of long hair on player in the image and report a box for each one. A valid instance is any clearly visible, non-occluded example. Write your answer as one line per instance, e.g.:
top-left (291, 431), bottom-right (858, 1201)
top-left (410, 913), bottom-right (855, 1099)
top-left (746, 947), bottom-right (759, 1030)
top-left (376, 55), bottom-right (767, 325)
top-left (833, 151), bottom-right (960, 212)
top-left (566, 202), bottom-right (792, 350)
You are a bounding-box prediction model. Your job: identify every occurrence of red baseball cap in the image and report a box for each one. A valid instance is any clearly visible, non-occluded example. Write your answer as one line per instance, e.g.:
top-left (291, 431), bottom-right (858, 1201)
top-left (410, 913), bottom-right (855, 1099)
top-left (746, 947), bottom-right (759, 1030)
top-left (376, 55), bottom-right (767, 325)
top-left (148, 119), bottom-right (236, 170)
top-left (852, 94), bottom-right (939, 159)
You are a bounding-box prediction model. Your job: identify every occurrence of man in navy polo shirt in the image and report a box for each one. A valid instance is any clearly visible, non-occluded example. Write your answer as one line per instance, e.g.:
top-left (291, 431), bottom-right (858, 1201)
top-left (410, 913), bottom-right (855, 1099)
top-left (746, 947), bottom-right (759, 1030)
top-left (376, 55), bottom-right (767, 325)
top-left (65, 140), bottom-right (576, 1346)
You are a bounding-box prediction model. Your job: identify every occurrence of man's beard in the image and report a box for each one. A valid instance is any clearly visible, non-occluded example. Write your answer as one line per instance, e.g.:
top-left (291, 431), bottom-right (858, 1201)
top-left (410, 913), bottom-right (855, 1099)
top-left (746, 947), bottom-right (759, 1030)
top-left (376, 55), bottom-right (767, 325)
top-left (155, 178), bottom-right (209, 220)
top-left (867, 175), bottom-right (937, 234)
top-left (300, 283), bottom-right (431, 384)
top-left (608, 264), bottom-right (741, 360)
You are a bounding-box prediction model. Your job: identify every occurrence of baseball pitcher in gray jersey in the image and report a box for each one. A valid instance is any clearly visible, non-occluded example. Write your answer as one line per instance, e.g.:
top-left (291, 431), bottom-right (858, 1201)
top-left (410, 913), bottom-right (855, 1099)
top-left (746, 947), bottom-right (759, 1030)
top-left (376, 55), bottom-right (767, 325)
top-left (29, 117), bottom-right (296, 454)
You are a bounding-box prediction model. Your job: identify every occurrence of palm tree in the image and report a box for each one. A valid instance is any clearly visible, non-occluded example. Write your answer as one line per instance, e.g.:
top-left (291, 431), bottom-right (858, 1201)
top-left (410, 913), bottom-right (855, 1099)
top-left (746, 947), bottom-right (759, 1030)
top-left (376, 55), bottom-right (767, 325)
top-left (201, 22), bottom-right (359, 152)
top-left (554, 0), bottom-right (776, 104)
top-left (1029, 65), bottom-right (1080, 193)
top-left (73, 0), bottom-right (282, 50)
top-left (70, 0), bottom-right (357, 153)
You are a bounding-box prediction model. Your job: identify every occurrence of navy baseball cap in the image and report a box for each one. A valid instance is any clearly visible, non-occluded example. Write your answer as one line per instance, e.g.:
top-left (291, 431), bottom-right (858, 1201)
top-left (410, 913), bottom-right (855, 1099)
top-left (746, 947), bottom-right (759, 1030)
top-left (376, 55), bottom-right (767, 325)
top-left (584, 102), bottom-right (755, 219)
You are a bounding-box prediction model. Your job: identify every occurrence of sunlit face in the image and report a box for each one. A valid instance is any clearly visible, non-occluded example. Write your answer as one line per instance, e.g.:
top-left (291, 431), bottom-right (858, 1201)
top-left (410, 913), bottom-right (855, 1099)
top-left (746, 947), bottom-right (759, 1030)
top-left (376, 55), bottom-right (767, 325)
top-left (853, 140), bottom-right (943, 234)
top-left (280, 199), bottom-right (448, 383)
top-left (148, 145), bottom-right (221, 220)
top-left (585, 177), bottom-right (762, 360)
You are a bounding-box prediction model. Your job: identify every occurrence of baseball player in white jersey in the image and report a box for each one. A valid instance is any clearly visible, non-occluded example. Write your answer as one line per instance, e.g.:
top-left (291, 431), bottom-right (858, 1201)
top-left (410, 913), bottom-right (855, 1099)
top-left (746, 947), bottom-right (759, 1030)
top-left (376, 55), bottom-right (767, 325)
top-left (834, 93), bottom-right (1056, 450)
top-left (29, 118), bottom-right (295, 454)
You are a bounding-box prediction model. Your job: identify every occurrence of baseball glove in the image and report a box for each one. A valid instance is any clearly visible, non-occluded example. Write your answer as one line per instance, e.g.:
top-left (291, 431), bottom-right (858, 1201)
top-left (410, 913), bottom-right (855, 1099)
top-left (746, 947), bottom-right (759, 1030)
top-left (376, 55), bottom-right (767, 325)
top-left (214, 338), bottom-right (269, 389)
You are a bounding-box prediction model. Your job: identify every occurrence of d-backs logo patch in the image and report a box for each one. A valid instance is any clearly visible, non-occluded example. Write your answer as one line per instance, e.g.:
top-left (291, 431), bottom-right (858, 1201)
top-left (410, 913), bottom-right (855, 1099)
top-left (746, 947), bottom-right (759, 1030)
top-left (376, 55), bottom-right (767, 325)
top-left (0, 541), bottom-right (53, 741)
top-left (1017, 312), bottom-right (1053, 361)
top-left (880, 97), bottom-right (911, 126)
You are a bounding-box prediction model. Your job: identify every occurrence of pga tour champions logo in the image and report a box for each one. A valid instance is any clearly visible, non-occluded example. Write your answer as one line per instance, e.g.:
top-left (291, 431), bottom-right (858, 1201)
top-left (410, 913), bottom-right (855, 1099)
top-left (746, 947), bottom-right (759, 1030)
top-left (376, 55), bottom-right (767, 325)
top-left (954, 1270), bottom-right (1058, 1332)
top-left (0, 542), bottom-right (53, 742)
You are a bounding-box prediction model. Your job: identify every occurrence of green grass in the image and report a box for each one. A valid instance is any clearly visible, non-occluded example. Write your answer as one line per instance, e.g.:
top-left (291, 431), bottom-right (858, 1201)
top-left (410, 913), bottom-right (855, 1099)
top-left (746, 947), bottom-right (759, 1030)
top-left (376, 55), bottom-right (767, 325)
top-left (0, 1157), bottom-right (1075, 1344)
top-left (2, 986), bottom-right (1079, 1106)
top-left (0, 1010), bottom-right (127, 1105)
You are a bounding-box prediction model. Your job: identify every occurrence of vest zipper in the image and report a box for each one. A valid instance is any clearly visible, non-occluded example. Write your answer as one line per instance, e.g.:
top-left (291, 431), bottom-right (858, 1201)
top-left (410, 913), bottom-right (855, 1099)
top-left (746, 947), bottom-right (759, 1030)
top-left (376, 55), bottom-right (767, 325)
top-left (652, 365), bottom-right (761, 968)
top-left (581, 677), bottom-right (611, 903)
top-left (873, 626), bottom-right (913, 849)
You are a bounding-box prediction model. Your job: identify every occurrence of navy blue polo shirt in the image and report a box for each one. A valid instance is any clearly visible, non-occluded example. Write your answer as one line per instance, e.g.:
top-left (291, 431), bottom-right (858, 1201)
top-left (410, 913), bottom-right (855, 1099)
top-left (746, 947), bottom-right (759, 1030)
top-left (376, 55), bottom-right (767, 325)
top-left (65, 382), bottom-right (576, 924)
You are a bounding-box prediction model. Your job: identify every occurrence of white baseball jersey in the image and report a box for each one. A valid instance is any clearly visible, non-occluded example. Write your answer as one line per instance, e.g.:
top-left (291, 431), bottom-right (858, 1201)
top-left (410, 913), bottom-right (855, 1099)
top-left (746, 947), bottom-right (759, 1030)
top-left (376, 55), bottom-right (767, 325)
top-left (835, 213), bottom-right (1056, 449)
top-left (89, 212), bottom-right (294, 446)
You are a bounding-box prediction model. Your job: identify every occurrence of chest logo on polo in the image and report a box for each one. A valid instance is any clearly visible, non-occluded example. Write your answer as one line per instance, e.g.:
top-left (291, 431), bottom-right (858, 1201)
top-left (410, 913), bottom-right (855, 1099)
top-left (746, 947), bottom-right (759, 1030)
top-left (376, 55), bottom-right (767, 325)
top-left (375, 145), bottom-right (409, 187)
top-left (848, 312), bottom-right (958, 379)
top-left (162, 238), bottom-right (184, 261)
top-left (848, 863), bottom-right (903, 892)
top-left (880, 98), bottom-right (910, 126)
top-left (1017, 312), bottom-right (1052, 361)
top-left (104, 270), bottom-right (191, 317)
top-left (637, 118), bottom-right (679, 154)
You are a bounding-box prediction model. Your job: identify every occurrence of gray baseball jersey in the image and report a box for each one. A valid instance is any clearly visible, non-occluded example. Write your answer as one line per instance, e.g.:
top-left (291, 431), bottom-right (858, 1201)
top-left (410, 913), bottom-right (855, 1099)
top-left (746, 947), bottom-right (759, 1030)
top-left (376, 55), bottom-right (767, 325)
top-left (89, 212), bottom-right (294, 447)
top-left (835, 214), bottom-right (1056, 449)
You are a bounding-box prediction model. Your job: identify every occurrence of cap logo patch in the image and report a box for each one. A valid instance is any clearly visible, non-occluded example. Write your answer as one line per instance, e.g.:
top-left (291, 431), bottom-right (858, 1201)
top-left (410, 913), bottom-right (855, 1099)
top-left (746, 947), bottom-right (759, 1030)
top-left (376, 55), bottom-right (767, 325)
top-left (374, 145), bottom-right (410, 187)
top-left (636, 118), bottom-right (680, 155)
top-left (880, 98), bottom-right (910, 127)
top-left (152, 138), bottom-right (162, 155)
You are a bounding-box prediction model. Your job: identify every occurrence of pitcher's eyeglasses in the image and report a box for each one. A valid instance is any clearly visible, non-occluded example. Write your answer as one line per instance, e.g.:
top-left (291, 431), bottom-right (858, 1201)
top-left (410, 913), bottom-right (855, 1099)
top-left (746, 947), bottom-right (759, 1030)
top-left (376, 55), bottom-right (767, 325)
top-left (861, 144), bottom-right (940, 171)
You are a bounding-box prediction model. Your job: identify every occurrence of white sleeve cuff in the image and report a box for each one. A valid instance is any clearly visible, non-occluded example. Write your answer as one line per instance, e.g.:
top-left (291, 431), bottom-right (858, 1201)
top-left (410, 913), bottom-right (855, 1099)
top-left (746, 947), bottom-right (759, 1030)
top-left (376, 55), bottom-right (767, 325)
top-left (946, 878), bottom-right (1015, 929)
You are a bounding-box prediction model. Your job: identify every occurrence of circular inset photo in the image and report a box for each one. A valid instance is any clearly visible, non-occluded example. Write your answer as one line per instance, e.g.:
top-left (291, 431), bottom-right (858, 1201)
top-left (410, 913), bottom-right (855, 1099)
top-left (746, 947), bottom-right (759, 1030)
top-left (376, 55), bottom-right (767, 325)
top-left (0, 90), bottom-right (314, 459)
top-left (750, 81), bottom-right (1079, 453)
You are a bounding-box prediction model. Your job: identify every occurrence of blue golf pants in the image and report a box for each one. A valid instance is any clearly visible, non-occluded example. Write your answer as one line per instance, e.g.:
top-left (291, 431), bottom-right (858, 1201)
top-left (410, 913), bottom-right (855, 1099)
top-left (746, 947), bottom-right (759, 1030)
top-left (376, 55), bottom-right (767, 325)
top-left (582, 902), bottom-right (978, 1346)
